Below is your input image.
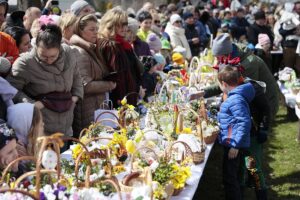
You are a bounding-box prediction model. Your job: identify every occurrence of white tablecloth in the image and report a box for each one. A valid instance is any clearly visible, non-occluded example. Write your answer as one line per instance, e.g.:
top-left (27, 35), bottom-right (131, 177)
top-left (61, 143), bottom-right (214, 200)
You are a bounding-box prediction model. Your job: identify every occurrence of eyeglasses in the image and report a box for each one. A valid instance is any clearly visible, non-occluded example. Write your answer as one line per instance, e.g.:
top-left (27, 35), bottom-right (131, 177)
top-left (174, 20), bottom-right (182, 24)
top-left (154, 20), bottom-right (161, 24)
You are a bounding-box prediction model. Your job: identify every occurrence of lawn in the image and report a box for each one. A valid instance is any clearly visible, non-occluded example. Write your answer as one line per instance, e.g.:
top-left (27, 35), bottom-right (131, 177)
top-left (193, 106), bottom-right (300, 200)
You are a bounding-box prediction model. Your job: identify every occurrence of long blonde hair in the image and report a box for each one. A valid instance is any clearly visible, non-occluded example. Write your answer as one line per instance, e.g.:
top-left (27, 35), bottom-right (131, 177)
top-left (27, 107), bottom-right (44, 156)
top-left (98, 6), bottom-right (128, 39)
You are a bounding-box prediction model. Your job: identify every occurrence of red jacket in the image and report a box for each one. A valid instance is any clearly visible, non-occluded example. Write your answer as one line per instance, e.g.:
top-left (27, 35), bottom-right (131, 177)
top-left (0, 32), bottom-right (19, 64)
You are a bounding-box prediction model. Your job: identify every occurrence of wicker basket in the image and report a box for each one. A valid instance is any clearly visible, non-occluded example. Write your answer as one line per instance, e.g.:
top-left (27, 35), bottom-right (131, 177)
top-left (0, 189), bottom-right (39, 200)
top-left (177, 108), bottom-right (206, 164)
top-left (204, 131), bottom-right (219, 144)
top-left (119, 167), bottom-right (152, 195)
top-left (172, 187), bottom-right (184, 196)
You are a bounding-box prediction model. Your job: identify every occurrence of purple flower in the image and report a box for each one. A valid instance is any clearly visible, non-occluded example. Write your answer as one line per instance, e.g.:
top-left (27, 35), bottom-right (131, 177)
top-left (58, 185), bottom-right (67, 191)
top-left (39, 192), bottom-right (46, 200)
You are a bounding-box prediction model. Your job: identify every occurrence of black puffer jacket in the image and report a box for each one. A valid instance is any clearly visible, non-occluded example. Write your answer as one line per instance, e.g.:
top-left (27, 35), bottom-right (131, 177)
top-left (247, 23), bottom-right (274, 46)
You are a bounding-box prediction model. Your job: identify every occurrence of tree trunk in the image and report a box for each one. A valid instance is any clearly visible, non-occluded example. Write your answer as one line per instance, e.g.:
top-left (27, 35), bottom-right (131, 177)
top-left (17, 0), bottom-right (42, 11)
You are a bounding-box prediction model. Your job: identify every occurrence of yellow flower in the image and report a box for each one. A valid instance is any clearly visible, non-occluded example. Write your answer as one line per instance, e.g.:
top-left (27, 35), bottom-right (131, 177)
top-left (126, 140), bottom-right (136, 154)
top-left (72, 144), bottom-right (82, 160)
top-left (183, 127), bottom-right (192, 134)
top-left (128, 104), bottom-right (135, 110)
top-left (121, 97), bottom-right (127, 105)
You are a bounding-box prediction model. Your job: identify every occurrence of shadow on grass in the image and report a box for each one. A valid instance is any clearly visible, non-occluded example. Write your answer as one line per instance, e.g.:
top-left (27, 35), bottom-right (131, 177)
top-left (194, 106), bottom-right (300, 200)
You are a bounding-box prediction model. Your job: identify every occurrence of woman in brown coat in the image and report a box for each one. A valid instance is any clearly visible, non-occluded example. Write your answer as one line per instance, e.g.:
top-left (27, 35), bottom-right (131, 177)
top-left (8, 24), bottom-right (83, 137)
top-left (97, 7), bottom-right (144, 107)
top-left (70, 14), bottom-right (116, 137)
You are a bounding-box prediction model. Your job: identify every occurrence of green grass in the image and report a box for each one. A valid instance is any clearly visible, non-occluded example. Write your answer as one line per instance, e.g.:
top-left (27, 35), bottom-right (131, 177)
top-left (193, 106), bottom-right (300, 200)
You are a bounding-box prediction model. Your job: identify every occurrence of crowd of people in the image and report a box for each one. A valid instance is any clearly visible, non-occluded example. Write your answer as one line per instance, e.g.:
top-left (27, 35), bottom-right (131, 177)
top-left (1, 0), bottom-right (299, 199)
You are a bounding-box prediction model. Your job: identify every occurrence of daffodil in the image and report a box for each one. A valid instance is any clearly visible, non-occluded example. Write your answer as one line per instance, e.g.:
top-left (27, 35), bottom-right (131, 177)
top-left (127, 104), bottom-right (135, 110)
top-left (121, 97), bottom-right (127, 105)
top-left (126, 140), bottom-right (136, 154)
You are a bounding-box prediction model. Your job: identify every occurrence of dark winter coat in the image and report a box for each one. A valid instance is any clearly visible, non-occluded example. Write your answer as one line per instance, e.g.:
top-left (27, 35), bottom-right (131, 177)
top-left (184, 23), bottom-right (201, 57)
top-left (133, 37), bottom-right (152, 57)
top-left (231, 16), bottom-right (250, 40)
top-left (247, 23), bottom-right (274, 46)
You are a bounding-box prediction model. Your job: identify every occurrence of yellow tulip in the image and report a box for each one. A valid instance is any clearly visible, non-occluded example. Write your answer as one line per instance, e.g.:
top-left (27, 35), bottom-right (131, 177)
top-left (121, 97), bottom-right (127, 105)
top-left (126, 140), bottom-right (136, 154)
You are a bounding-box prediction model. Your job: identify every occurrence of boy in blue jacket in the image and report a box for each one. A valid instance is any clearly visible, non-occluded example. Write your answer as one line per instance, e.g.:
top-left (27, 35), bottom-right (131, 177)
top-left (217, 65), bottom-right (255, 200)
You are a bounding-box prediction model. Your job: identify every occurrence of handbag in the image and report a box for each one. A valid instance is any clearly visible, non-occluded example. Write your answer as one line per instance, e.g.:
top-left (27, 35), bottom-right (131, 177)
top-left (36, 92), bottom-right (73, 113)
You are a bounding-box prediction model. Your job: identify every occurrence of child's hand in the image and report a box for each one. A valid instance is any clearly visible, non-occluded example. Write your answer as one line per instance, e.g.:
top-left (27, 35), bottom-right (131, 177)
top-left (228, 148), bottom-right (239, 159)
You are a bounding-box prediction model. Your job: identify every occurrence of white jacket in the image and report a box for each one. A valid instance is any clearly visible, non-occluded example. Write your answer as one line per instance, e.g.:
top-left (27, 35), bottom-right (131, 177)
top-left (165, 22), bottom-right (192, 60)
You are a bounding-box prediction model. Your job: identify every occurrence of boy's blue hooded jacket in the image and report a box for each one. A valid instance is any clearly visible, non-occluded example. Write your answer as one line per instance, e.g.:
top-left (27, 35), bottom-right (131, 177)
top-left (217, 82), bottom-right (255, 148)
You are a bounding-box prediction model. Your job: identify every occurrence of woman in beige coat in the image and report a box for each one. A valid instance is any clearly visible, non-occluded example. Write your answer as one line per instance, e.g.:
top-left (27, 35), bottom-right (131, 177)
top-left (8, 24), bottom-right (83, 137)
top-left (70, 14), bottom-right (116, 137)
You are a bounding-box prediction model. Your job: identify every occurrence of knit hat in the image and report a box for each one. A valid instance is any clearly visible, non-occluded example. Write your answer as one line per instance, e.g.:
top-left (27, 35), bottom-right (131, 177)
top-left (71, 0), bottom-right (90, 16)
top-left (212, 33), bottom-right (233, 56)
top-left (0, 119), bottom-right (16, 150)
top-left (39, 15), bottom-right (56, 26)
top-left (258, 34), bottom-right (270, 46)
top-left (161, 38), bottom-right (171, 50)
top-left (183, 12), bottom-right (193, 21)
top-left (128, 17), bottom-right (139, 35)
top-left (170, 14), bottom-right (182, 25)
top-left (5, 10), bottom-right (25, 28)
top-left (173, 46), bottom-right (187, 58)
top-left (0, 57), bottom-right (11, 74)
top-left (172, 52), bottom-right (185, 65)
top-left (146, 33), bottom-right (162, 52)
top-left (153, 53), bottom-right (166, 66)
top-left (254, 11), bottom-right (266, 20)
top-left (7, 103), bottom-right (35, 146)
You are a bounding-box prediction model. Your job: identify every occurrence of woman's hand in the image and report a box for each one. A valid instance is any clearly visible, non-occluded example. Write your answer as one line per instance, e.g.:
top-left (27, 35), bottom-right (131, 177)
top-left (108, 81), bottom-right (117, 91)
top-left (72, 96), bottom-right (79, 103)
top-left (228, 148), bottom-right (239, 159)
top-left (35, 101), bottom-right (45, 109)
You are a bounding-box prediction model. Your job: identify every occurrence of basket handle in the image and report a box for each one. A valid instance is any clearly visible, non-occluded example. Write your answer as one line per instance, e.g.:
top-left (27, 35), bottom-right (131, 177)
top-left (13, 169), bottom-right (57, 189)
top-left (101, 179), bottom-right (122, 200)
top-left (0, 189), bottom-right (39, 200)
top-left (74, 137), bottom-right (113, 187)
top-left (95, 111), bottom-right (119, 123)
top-left (1, 156), bottom-right (36, 184)
top-left (188, 56), bottom-right (201, 74)
top-left (97, 118), bottom-right (122, 129)
top-left (168, 141), bottom-right (193, 162)
top-left (36, 135), bottom-right (63, 194)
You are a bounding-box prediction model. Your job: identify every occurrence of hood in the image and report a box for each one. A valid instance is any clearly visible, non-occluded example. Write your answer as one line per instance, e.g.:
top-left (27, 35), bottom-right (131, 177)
top-left (165, 22), bottom-right (185, 36)
top-left (0, 77), bottom-right (17, 107)
top-left (228, 82), bottom-right (255, 103)
top-left (7, 103), bottom-right (34, 146)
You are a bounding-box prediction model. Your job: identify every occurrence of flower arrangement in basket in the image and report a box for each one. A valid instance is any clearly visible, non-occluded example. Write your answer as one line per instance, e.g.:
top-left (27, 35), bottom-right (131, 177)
top-left (0, 134), bottom-right (122, 200)
top-left (188, 55), bottom-right (217, 90)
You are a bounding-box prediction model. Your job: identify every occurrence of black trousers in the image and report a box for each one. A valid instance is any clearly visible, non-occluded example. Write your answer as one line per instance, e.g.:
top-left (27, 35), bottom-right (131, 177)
top-left (223, 146), bottom-right (244, 200)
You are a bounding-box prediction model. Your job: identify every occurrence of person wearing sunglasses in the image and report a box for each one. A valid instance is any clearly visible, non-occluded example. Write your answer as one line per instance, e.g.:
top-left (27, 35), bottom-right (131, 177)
top-left (165, 14), bottom-right (192, 60)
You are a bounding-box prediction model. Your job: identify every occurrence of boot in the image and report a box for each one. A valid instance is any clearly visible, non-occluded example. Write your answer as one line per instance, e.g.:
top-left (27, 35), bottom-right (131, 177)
top-left (255, 189), bottom-right (268, 200)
